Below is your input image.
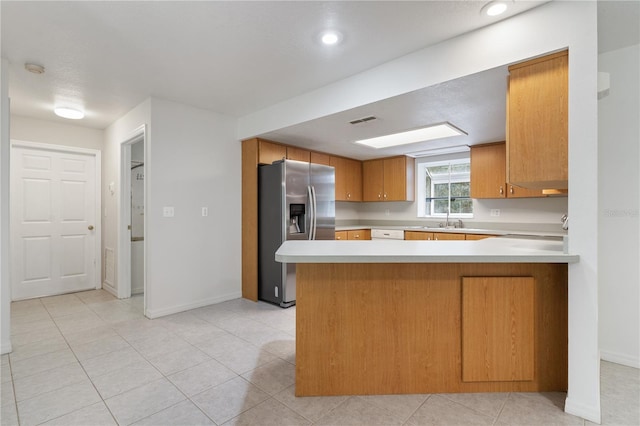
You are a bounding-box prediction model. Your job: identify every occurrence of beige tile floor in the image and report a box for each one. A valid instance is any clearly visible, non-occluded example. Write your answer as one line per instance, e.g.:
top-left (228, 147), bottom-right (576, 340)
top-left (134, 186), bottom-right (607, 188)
top-left (1, 290), bottom-right (638, 425)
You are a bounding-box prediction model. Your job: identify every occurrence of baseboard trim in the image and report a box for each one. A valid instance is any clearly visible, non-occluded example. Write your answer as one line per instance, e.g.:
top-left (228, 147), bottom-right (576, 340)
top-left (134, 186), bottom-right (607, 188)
top-left (565, 397), bottom-right (601, 424)
top-left (1, 339), bottom-right (12, 355)
top-left (145, 291), bottom-right (242, 319)
top-left (600, 350), bottom-right (640, 368)
top-left (102, 281), bottom-right (117, 297)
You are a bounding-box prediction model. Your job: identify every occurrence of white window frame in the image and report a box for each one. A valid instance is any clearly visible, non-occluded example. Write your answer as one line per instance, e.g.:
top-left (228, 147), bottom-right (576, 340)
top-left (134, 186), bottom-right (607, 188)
top-left (416, 154), bottom-right (473, 219)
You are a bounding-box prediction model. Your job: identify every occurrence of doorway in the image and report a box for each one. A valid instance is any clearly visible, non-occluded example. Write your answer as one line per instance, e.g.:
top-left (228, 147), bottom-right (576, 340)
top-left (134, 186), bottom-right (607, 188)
top-left (10, 141), bottom-right (101, 300)
top-left (118, 126), bottom-right (146, 315)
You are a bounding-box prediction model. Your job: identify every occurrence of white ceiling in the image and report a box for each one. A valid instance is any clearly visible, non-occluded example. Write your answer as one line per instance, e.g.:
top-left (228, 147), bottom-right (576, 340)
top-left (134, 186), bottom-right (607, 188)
top-left (2, 1), bottom-right (638, 160)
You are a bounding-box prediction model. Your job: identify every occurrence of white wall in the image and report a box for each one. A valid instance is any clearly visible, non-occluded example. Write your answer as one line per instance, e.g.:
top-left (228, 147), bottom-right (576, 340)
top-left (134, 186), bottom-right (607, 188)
top-left (1, 58), bottom-right (12, 354)
top-left (598, 44), bottom-right (640, 368)
top-left (10, 115), bottom-right (103, 150)
top-left (238, 2), bottom-right (600, 422)
top-left (145, 98), bottom-right (241, 317)
top-left (103, 99), bottom-right (151, 295)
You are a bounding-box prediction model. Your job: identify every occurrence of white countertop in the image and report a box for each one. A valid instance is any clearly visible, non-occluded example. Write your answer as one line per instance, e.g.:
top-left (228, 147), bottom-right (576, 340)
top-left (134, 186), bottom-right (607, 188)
top-left (275, 237), bottom-right (579, 264)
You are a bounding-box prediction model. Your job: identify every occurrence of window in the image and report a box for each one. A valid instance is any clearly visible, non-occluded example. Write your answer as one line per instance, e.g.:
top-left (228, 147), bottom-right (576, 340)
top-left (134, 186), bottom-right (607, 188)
top-left (417, 156), bottom-right (473, 218)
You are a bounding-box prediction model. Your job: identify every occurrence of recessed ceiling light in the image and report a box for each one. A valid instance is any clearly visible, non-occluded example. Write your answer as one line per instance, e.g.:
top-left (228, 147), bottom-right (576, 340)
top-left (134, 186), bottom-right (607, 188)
top-left (25, 63), bottom-right (45, 74)
top-left (354, 122), bottom-right (467, 149)
top-left (320, 31), bottom-right (342, 45)
top-left (54, 107), bottom-right (84, 120)
top-left (481, 0), bottom-right (511, 17)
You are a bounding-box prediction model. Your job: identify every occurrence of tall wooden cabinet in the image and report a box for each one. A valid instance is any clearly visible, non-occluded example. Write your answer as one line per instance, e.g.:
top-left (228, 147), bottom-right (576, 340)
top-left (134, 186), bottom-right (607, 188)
top-left (507, 50), bottom-right (568, 190)
top-left (470, 142), bottom-right (544, 199)
top-left (331, 156), bottom-right (362, 201)
top-left (362, 156), bottom-right (414, 202)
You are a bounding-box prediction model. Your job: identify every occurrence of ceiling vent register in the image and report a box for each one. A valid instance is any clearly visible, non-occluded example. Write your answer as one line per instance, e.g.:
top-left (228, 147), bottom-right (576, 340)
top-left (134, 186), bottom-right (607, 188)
top-left (349, 116), bottom-right (377, 125)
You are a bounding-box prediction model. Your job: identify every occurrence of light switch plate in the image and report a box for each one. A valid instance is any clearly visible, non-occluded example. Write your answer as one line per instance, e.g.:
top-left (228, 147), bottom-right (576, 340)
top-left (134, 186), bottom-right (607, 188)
top-left (163, 206), bottom-right (175, 217)
top-left (490, 209), bottom-right (501, 217)
top-left (202, 207), bottom-right (208, 217)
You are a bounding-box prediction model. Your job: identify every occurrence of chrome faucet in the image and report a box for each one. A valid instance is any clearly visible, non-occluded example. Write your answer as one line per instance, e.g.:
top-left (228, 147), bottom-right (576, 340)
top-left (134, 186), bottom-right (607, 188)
top-left (457, 219), bottom-right (463, 229)
top-left (445, 211), bottom-right (449, 228)
top-left (561, 214), bottom-right (569, 230)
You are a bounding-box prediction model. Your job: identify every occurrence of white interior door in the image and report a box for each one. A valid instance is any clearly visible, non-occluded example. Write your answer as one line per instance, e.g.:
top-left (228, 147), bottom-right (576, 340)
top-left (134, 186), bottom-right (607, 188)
top-left (11, 145), bottom-right (97, 300)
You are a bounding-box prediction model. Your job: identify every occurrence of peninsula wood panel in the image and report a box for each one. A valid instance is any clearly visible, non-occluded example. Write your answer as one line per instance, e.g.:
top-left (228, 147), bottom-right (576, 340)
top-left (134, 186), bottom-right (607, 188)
top-left (296, 262), bottom-right (567, 396)
top-left (241, 139), bottom-right (259, 301)
top-left (462, 277), bottom-right (535, 382)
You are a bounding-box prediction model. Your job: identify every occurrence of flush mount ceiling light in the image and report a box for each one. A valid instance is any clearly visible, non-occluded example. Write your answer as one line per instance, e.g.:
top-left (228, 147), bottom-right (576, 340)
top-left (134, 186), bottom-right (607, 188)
top-left (320, 30), bottom-right (342, 45)
top-left (25, 63), bottom-right (45, 74)
top-left (54, 107), bottom-right (84, 120)
top-left (481, 0), bottom-right (512, 17)
top-left (354, 122), bottom-right (467, 149)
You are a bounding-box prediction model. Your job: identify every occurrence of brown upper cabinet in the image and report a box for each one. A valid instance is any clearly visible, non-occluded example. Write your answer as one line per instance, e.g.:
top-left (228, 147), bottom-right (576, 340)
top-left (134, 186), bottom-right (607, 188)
top-left (331, 156), bottom-right (363, 201)
top-left (286, 146), bottom-right (311, 162)
top-left (470, 142), bottom-right (545, 199)
top-left (258, 140), bottom-right (286, 165)
top-left (507, 50), bottom-right (568, 190)
top-left (310, 152), bottom-right (331, 166)
top-left (362, 156), bottom-right (414, 202)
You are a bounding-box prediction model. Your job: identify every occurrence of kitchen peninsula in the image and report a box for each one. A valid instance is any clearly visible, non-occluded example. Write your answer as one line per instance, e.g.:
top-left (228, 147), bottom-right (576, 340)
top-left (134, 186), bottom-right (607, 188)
top-left (276, 238), bottom-right (578, 397)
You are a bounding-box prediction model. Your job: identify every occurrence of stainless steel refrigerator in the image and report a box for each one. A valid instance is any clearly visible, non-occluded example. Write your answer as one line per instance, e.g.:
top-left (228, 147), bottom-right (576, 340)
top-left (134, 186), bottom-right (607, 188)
top-left (258, 159), bottom-right (335, 307)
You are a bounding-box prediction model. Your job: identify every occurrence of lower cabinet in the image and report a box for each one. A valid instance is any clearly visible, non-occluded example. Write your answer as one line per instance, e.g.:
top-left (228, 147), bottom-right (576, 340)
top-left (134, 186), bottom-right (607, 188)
top-left (461, 276), bottom-right (535, 382)
top-left (433, 232), bottom-right (465, 241)
top-left (465, 234), bottom-right (496, 240)
top-left (404, 231), bottom-right (433, 240)
top-left (335, 229), bottom-right (371, 240)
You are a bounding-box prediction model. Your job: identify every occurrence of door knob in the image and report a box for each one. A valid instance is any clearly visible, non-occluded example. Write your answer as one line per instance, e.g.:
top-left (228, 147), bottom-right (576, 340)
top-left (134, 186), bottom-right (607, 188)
top-left (88, 225), bottom-right (94, 230)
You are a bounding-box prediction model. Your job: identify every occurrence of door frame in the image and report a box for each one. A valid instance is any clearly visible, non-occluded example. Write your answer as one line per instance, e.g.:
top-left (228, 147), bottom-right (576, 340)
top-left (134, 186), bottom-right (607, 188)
top-left (10, 140), bottom-right (102, 297)
top-left (117, 125), bottom-right (146, 312)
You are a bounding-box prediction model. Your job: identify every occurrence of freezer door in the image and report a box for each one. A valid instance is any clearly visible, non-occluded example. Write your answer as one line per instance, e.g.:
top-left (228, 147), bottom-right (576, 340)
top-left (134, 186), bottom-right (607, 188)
top-left (310, 163), bottom-right (336, 240)
top-left (284, 160), bottom-right (311, 241)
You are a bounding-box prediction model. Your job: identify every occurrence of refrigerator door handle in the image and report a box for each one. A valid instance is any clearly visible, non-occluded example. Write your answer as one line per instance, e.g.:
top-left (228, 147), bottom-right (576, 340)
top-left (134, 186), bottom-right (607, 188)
top-left (311, 185), bottom-right (318, 240)
top-left (307, 185), bottom-right (315, 240)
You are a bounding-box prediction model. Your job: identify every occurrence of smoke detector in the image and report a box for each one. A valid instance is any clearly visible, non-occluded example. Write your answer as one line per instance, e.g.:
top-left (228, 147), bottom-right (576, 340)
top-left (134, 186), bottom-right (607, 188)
top-left (25, 63), bottom-right (45, 74)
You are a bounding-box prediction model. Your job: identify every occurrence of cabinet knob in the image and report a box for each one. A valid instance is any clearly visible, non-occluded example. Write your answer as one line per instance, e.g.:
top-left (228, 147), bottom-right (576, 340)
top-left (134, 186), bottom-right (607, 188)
top-left (347, 192), bottom-right (351, 199)
top-left (378, 193), bottom-right (381, 199)
top-left (510, 185), bottom-right (514, 194)
top-left (499, 186), bottom-right (504, 195)
top-left (384, 193), bottom-right (387, 199)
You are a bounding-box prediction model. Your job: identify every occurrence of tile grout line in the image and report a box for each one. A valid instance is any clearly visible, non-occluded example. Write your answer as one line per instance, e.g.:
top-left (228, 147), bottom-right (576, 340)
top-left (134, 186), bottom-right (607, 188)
top-left (491, 392), bottom-right (511, 426)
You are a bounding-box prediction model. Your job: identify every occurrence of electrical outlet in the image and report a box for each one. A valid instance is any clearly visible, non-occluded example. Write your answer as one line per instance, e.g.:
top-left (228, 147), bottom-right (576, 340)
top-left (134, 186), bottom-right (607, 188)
top-left (490, 209), bottom-right (501, 217)
top-left (202, 207), bottom-right (208, 217)
top-left (163, 206), bottom-right (175, 217)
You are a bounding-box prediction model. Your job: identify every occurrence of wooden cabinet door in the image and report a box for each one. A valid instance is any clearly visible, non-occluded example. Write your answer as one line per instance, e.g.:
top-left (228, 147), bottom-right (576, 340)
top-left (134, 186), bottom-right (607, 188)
top-left (470, 143), bottom-right (506, 199)
top-left (433, 232), bottom-right (465, 241)
top-left (287, 146), bottom-right (310, 162)
top-left (330, 156), bottom-right (348, 201)
top-left (347, 229), bottom-right (370, 240)
top-left (404, 231), bottom-right (433, 240)
top-left (462, 277), bottom-right (535, 382)
top-left (311, 152), bottom-right (331, 166)
top-left (258, 140), bottom-right (286, 165)
top-left (508, 50), bottom-right (568, 189)
top-left (344, 158), bottom-right (363, 201)
top-left (335, 231), bottom-right (348, 241)
top-left (362, 159), bottom-right (384, 201)
top-left (464, 234), bottom-right (496, 240)
top-left (506, 184), bottom-right (545, 198)
top-left (384, 156), bottom-right (413, 201)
